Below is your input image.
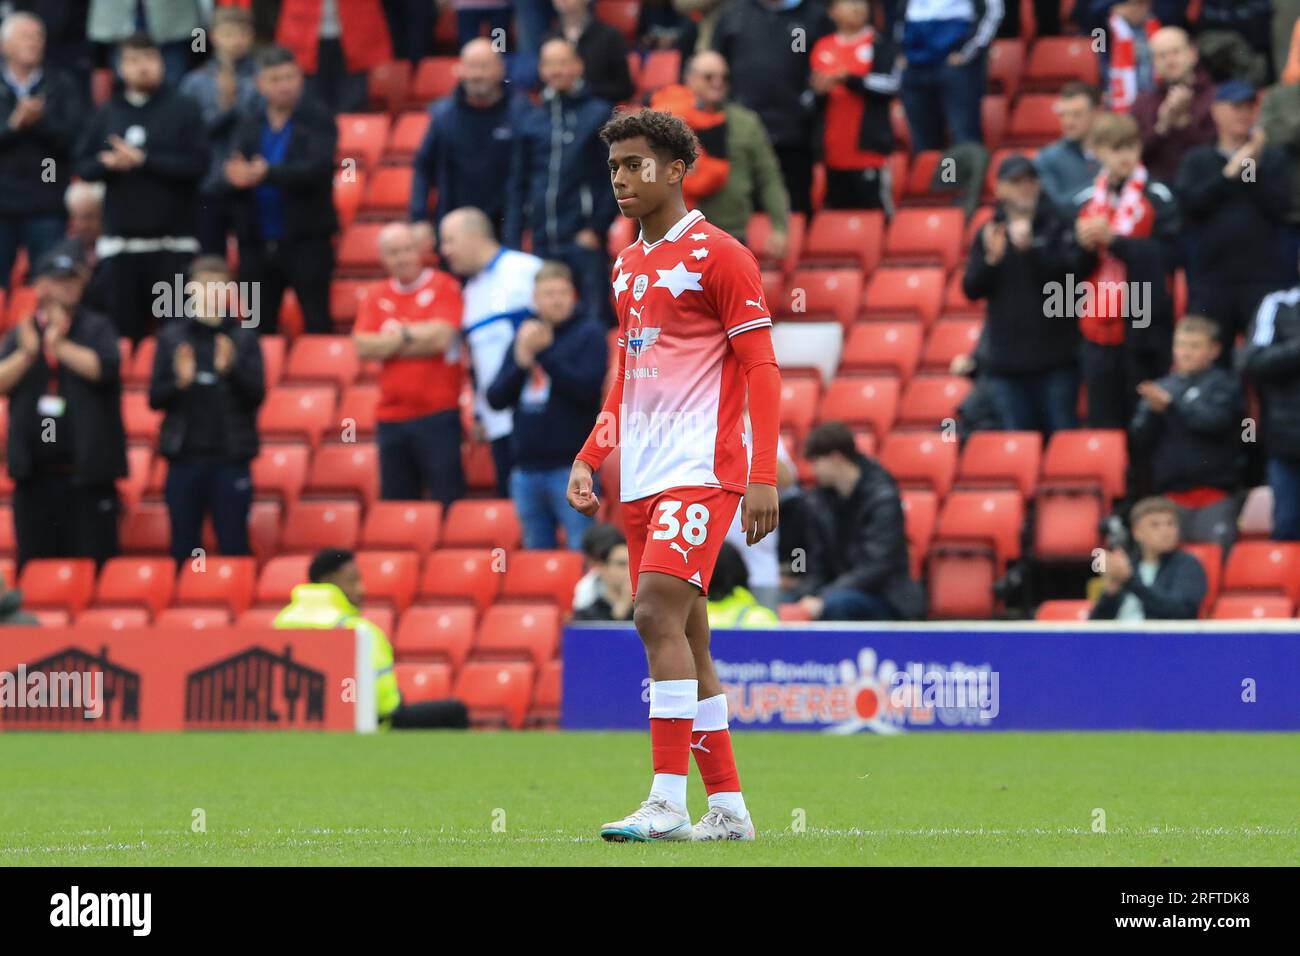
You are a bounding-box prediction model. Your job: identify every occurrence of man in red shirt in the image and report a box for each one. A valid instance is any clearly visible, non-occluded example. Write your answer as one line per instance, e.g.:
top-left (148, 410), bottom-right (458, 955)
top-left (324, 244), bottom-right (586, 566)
top-left (567, 109), bottom-right (781, 843)
top-left (352, 222), bottom-right (465, 506)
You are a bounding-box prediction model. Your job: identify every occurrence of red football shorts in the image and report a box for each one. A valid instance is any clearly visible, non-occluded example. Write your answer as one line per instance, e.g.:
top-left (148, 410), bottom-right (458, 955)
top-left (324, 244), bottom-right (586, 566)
top-left (622, 485), bottom-right (743, 598)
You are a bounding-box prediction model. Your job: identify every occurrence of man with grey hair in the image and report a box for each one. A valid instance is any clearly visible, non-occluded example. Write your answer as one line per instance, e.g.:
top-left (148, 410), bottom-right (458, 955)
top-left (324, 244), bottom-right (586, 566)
top-left (0, 11), bottom-right (81, 291)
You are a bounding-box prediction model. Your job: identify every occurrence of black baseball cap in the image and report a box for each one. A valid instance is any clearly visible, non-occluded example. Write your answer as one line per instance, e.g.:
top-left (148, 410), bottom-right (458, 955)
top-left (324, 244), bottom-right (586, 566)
top-left (32, 239), bottom-right (90, 280)
top-left (996, 154), bottom-right (1039, 181)
top-left (1214, 80), bottom-right (1256, 104)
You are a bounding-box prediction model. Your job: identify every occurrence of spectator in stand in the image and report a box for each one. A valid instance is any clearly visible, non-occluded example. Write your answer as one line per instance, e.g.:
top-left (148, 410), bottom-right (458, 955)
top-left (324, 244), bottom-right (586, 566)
top-left (14, 1), bottom-right (92, 99)
top-left (723, 420), bottom-right (795, 610)
top-left (962, 154), bottom-right (1089, 437)
top-left (1036, 81), bottom-right (1103, 214)
top-left (487, 261), bottom-right (607, 550)
top-left (178, 5), bottom-right (261, 257)
top-left (549, 0), bottom-right (635, 105)
top-left (0, 567), bottom-right (38, 625)
top-left (225, 45), bottom-right (337, 335)
top-left (712, 0), bottom-right (834, 216)
top-left (0, 240), bottom-right (125, 569)
top-left (570, 526), bottom-right (635, 621)
top-left (1132, 26), bottom-right (1216, 184)
top-left (1074, 111), bottom-right (1179, 429)
top-left (440, 206), bottom-right (544, 496)
top-left (1130, 316), bottom-right (1246, 550)
top-left (274, 0), bottom-right (392, 114)
top-left (148, 256), bottom-right (265, 566)
top-left (504, 38), bottom-right (616, 327)
top-left (1100, 0), bottom-right (1160, 112)
top-left (793, 422), bottom-right (925, 622)
top-left (63, 182), bottom-right (111, 315)
top-left (638, 0), bottom-right (700, 62)
top-left (671, 0), bottom-right (726, 53)
top-left (454, 0), bottom-right (514, 51)
top-left (706, 541), bottom-right (779, 627)
top-left (0, 11), bottom-right (81, 292)
top-left (1237, 272), bottom-right (1300, 541)
top-left (87, 0), bottom-right (202, 87)
top-left (897, 0), bottom-right (1003, 151)
top-left (810, 0), bottom-right (901, 213)
top-left (1089, 495), bottom-right (1206, 620)
top-left (409, 39), bottom-right (530, 244)
top-left (1260, 66), bottom-right (1300, 283)
top-left (276, 548), bottom-right (470, 728)
top-left (1175, 81), bottom-right (1288, 360)
top-left (673, 51), bottom-right (788, 249)
top-left (74, 33), bottom-right (207, 343)
top-left (352, 223), bottom-right (466, 508)
top-left (572, 521), bottom-right (622, 612)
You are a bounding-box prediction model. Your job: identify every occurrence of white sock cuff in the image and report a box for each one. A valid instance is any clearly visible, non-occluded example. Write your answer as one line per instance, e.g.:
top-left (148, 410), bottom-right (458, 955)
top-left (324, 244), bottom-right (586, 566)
top-left (693, 693), bottom-right (729, 732)
top-left (648, 679), bottom-right (699, 719)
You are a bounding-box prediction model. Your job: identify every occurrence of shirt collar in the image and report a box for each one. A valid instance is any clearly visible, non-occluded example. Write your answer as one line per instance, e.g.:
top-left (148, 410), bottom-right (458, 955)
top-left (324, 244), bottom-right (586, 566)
top-left (3, 65), bottom-right (41, 96)
top-left (638, 208), bottom-right (706, 252)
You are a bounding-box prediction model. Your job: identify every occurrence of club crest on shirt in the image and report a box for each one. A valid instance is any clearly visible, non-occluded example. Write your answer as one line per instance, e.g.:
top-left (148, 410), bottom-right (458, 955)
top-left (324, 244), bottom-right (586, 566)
top-left (633, 275), bottom-right (649, 301)
top-left (626, 327), bottom-right (660, 356)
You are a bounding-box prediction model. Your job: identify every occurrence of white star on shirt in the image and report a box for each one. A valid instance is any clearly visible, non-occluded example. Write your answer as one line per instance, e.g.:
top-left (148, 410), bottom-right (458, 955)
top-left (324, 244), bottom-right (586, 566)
top-left (690, 247), bottom-right (709, 260)
top-left (612, 268), bottom-right (630, 297)
top-left (688, 232), bottom-right (708, 241)
top-left (613, 255), bottom-right (623, 270)
top-left (653, 261), bottom-right (704, 298)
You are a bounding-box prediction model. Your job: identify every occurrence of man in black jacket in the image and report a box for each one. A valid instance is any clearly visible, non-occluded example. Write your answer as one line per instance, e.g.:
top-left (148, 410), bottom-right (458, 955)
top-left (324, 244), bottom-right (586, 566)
top-left (550, 0), bottom-right (635, 105)
top-left (0, 11), bottom-right (82, 291)
top-left (794, 421), bottom-right (925, 621)
top-left (149, 256), bottom-right (265, 565)
top-left (225, 45), bottom-right (337, 334)
top-left (73, 33), bottom-right (208, 342)
top-left (1090, 495), bottom-right (1207, 620)
top-left (1237, 279), bottom-right (1300, 541)
top-left (1130, 315), bottom-right (1245, 549)
top-left (0, 241), bottom-right (126, 568)
top-left (963, 154), bottom-right (1089, 437)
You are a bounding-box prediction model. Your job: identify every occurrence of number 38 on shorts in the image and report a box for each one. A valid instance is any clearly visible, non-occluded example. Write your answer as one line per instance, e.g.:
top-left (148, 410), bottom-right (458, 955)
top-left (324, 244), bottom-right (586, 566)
top-left (623, 486), bottom-right (743, 597)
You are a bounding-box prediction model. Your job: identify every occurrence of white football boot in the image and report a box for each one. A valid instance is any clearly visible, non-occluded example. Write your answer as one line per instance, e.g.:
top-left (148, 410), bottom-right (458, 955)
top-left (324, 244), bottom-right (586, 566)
top-left (691, 806), bottom-right (756, 841)
top-left (599, 798), bottom-right (692, 843)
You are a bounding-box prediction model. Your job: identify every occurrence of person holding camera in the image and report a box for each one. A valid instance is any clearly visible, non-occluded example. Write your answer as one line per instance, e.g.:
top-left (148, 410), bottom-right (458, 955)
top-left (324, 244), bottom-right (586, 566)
top-left (1090, 496), bottom-right (1207, 621)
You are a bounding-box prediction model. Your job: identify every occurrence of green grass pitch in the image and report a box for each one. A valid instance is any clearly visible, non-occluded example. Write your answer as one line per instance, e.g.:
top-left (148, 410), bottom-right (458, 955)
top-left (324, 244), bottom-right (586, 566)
top-left (1, 731), bottom-right (1295, 866)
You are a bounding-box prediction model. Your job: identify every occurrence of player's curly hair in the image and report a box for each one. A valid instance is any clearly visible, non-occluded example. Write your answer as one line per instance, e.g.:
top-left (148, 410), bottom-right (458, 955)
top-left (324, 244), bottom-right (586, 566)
top-left (600, 108), bottom-right (699, 170)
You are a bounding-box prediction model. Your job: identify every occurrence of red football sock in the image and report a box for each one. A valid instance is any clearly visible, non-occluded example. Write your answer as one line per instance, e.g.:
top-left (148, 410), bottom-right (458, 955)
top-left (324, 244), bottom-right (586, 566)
top-left (691, 728), bottom-right (742, 794)
top-left (651, 718), bottom-right (693, 776)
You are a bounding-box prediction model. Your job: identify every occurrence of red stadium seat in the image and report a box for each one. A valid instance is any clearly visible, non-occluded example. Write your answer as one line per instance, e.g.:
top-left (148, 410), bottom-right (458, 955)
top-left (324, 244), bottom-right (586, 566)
top-left (330, 280), bottom-right (370, 325)
top-left (337, 384), bottom-right (379, 440)
top-left (745, 211), bottom-right (804, 273)
top-left (884, 209), bottom-right (964, 270)
top-left (462, 440), bottom-right (499, 492)
top-left (529, 658), bottom-right (563, 725)
top-left (1023, 36), bottom-right (1100, 91)
top-left (862, 267), bottom-right (944, 326)
top-left (475, 604), bottom-right (560, 664)
top-left (77, 607), bottom-right (150, 630)
top-left (0, 557), bottom-right (13, 589)
top-left (155, 607), bottom-right (233, 630)
top-left (260, 335), bottom-right (286, 387)
top-left (816, 376), bottom-right (899, 439)
top-left (411, 56), bottom-right (458, 103)
top-left (1211, 595), bottom-right (1294, 620)
top-left (779, 378), bottom-right (820, 447)
top-left (234, 607), bottom-right (280, 629)
top-left (336, 222), bottom-right (388, 277)
top-left (117, 445), bottom-right (153, 511)
top-left (94, 557), bottom-right (174, 616)
top-left (1183, 542), bottom-right (1222, 614)
top-left (957, 431), bottom-right (1042, 497)
top-left (0, 505), bottom-right (13, 557)
top-left (281, 500), bottom-right (361, 554)
top-left (802, 210), bottom-right (884, 273)
top-left (982, 94), bottom-right (1007, 150)
top-left (284, 335), bottom-right (360, 390)
top-left (988, 39), bottom-right (1025, 98)
top-left (124, 336), bottom-right (154, 386)
top-left (1006, 94), bottom-right (1059, 146)
top-left (418, 549), bottom-right (501, 613)
top-left (900, 488), bottom-right (938, 580)
top-left (963, 205), bottom-right (996, 249)
top-left (247, 500), bottom-right (283, 564)
top-left (394, 604), bottom-right (477, 667)
top-left (336, 113), bottom-right (390, 170)
top-left (30, 609), bottom-right (70, 627)
top-left (889, 100), bottom-right (910, 152)
top-left (1041, 429), bottom-right (1126, 500)
top-left (304, 442), bottom-right (380, 506)
top-left (1221, 542), bottom-right (1300, 603)
top-left (250, 443), bottom-right (311, 505)
top-left (367, 59), bottom-right (411, 113)
top-left (120, 501), bottom-right (171, 554)
top-left (1035, 599), bottom-right (1091, 621)
top-left (362, 166), bottom-right (415, 219)
top-left (333, 168), bottom-right (365, 230)
top-left (454, 661), bottom-right (535, 728)
top-left (255, 555), bottom-right (313, 607)
top-left (441, 499), bottom-right (521, 550)
top-left (386, 110), bottom-right (431, 162)
top-left (174, 556), bottom-right (257, 615)
top-left (921, 317), bottom-right (983, 371)
top-left (395, 662), bottom-right (454, 702)
top-left (928, 491), bottom-right (1024, 618)
top-left (780, 268), bottom-right (863, 329)
top-left (840, 321), bottom-right (923, 381)
top-left (878, 432), bottom-right (958, 496)
top-left (257, 386), bottom-right (338, 447)
top-left (594, 0), bottom-right (639, 42)
top-left (122, 391), bottom-right (162, 445)
top-left (896, 375), bottom-right (972, 429)
top-left (501, 550), bottom-right (584, 611)
top-left (18, 559), bottom-right (96, 613)
top-left (361, 502), bottom-right (442, 554)
top-left (1033, 490), bottom-right (1102, 561)
top-left (354, 551), bottom-right (420, 614)
top-left (637, 50), bottom-right (680, 96)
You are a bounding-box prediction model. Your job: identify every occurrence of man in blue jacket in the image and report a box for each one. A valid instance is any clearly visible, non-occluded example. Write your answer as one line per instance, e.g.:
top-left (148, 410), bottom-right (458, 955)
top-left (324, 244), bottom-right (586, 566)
top-left (504, 38), bottom-right (616, 326)
top-left (487, 260), bottom-right (608, 550)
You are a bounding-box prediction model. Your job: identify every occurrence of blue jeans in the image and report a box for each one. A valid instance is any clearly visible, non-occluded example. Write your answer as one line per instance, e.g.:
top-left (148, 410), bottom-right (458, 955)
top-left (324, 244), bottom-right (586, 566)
top-left (1268, 458), bottom-right (1300, 541)
top-left (986, 367), bottom-right (1079, 438)
top-left (820, 588), bottom-right (897, 621)
top-left (165, 459), bottom-right (252, 565)
top-left (511, 466), bottom-right (594, 550)
top-left (377, 409), bottom-right (465, 508)
top-left (0, 215), bottom-right (67, 290)
top-left (900, 53), bottom-right (987, 150)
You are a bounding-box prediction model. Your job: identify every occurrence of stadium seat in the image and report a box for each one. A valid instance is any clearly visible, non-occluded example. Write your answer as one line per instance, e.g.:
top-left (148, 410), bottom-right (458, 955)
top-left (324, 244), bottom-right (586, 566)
top-left (1182, 542), bottom-right (1222, 616)
top-left (896, 375), bottom-right (971, 429)
top-left (117, 446), bottom-right (153, 511)
top-left (336, 113), bottom-right (390, 169)
top-left (1211, 595), bottom-right (1294, 620)
top-left (284, 335), bottom-right (361, 391)
top-left (745, 212), bottom-right (804, 273)
top-left (771, 321), bottom-right (843, 384)
top-left (247, 500), bottom-right (283, 565)
top-left (928, 490), bottom-right (1024, 618)
top-left (802, 210), bottom-right (884, 273)
top-left (1006, 94), bottom-right (1059, 146)
top-left (30, 609), bottom-right (70, 627)
top-left (174, 556), bottom-right (258, 615)
top-left (360, 502), bottom-right (442, 554)
top-left (900, 488), bottom-right (938, 581)
top-left (475, 604), bottom-right (560, 665)
top-left (982, 94), bottom-right (1008, 150)
top-left (18, 559), bottom-right (96, 614)
top-left (501, 550), bottom-right (584, 612)
top-left (257, 386), bottom-right (338, 447)
top-left (255, 555), bottom-right (313, 607)
top-left (281, 500), bottom-right (361, 554)
top-left (1023, 36), bottom-right (1100, 90)
top-left (637, 49), bottom-right (680, 96)
top-left (1033, 489), bottom-right (1103, 561)
top-left (120, 501), bottom-right (172, 554)
top-left (883, 209), bottom-right (964, 270)
top-left (354, 551), bottom-right (420, 614)
top-left (234, 607), bottom-right (281, 629)
top-left (1035, 599), bottom-right (1091, 621)
top-left (816, 376), bottom-right (899, 439)
top-left (412, 56), bottom-right (458, 103)
top-left (330, 280), bottom-right (370, 325)
top-left (778, 602), bottom-right (812, 622)
top-left (395, 662), bottom-right (454, 703)
top-left (333, 168), bottom-right (366, 230)
top-left (862, 267), bottom-right (944, 326)
top-left (304, 443), bottom-right (380, 506)
top-left (0, 505), bottom-right (13, 557)
top-left (594, 0), bottom-right (639, 42)
top-left (0, 557), bottom-right (12, 589)
top-left (1221, 542), bottom-right (1300, 604)
top-left (1236, 486), bottom-right (1273, 540)
top-left (337, 384), bottom-right (379, 440)
top-left (441, 499), bottom-right (521, 550)
top-left (386, 110), bottom-right (431, 162)
top-left (77, 607), bottom-right (150, 630)
top-left (362, 166), bottom-right (416, 219)
top-left (454, 661), bottom-right (535, 728)
top-left (336, 222), bottom-right (389, 277)
top-left (5, 284), bottom-right (36, 325)
top-left (921, 317), bottom-right (983, 371)
top-left (259, 335), bottom-right (286, 387)
top-left (418, 549), bottom-right (501, 613)
top-left (878, 432), bottom-right (958, 496)
top-left (462, 439), bottom-right (499, 493)
top-left (957, 431), bottom-right (1042, 497)
top-left (780, 268), bottom-right (863, 329)
top-left (529, 658), bottom-right (563, 726)
top-left (987, 38), bottom-right (1025, 98)
top-left (155, 606), bottom-right (233, 630)
top-left (94, 557), bottom-right (175, 616)
top-left (394, 604), bottom-right (476, 667)
top-left (963, 205), bottom-right (996, 249)
top-left (250, 443), bottom-right (311, 505)
top-left (367, 59), bottom-right (411, 113)
top-left (840, 321), bottom-right (923, 381)
top-left (1040, 429), bottom-right (1126, 500)
top-left (124, 336), bottom-right (154, 386)
top-left (779, 378), bottom-right (820, 446)
top-left (122, 391), bottom-right (162, 445)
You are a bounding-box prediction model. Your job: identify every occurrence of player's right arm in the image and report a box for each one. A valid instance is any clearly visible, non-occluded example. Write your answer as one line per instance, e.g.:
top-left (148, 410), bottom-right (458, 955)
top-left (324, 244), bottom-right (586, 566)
top-left (567, 328), bottom-right (626, 516)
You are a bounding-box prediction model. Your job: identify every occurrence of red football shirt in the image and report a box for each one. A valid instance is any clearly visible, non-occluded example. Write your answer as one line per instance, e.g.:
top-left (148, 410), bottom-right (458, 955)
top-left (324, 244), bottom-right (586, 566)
top-left (812, 28), bottom-right (887, 171)
top-left (353, 268), bottom-right (464, 422)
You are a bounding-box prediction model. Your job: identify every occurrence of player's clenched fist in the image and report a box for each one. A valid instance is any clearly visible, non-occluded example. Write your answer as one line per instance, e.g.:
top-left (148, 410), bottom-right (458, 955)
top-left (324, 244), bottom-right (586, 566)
top-left (740, 482), bottom-right (779, 546)
top-left (567, 460), bottom-right (600, 516)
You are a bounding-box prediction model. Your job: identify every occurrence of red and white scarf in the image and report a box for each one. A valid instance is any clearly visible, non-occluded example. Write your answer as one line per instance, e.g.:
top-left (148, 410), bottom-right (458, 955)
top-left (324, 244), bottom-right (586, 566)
top-left (1108, 13), bottom-right (1161, 111)
top-left (1079, 165), bottom-right (1152, 343)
